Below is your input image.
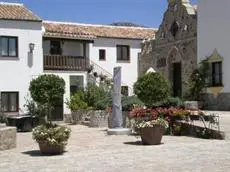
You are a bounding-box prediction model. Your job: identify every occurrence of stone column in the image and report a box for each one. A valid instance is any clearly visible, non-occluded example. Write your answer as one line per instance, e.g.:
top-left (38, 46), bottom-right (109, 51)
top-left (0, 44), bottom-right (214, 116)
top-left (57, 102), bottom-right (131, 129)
top-left (107, 67), bottom-right (131, 135)
top-left (111, 67), bottom-right (122, 128)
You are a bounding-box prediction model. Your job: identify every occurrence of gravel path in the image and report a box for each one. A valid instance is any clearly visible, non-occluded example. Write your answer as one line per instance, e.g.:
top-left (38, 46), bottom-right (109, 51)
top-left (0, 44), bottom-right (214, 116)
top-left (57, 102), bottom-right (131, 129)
top-left (1, 112), bottom-right (230, 172)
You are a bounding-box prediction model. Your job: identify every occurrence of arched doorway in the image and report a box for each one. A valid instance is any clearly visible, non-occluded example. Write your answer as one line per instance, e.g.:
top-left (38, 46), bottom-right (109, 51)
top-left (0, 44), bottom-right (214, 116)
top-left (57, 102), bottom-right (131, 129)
top-left (167, 47), bottom-right (182, 97)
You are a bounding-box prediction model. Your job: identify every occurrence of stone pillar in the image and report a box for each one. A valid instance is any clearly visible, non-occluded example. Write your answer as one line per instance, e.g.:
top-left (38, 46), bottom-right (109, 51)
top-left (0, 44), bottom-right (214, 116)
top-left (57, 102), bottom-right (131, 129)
top-left (107, 67), bottom-right (131, 135)
top-left (111, 67), bottom-right (122, 128)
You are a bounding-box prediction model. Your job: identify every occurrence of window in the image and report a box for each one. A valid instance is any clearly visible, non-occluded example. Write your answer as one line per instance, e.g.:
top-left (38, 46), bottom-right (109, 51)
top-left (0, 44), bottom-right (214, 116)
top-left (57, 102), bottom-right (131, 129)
top-left (170, 21), bottom-right (179, 37)
top-left (117, 45), bottom-right (130, 61)
top-left (211, 62), bottom-right (222, 86)
top-left (0, 36), bottom-right (18, 57)
top-left (1, 92), bottom-right (19, 112)
top-left (121, 86), bottom-right (129, 96)
top-left (99, 49), bottom-right (106, 60)
top-left (50, 40), bottom-right (62, 55)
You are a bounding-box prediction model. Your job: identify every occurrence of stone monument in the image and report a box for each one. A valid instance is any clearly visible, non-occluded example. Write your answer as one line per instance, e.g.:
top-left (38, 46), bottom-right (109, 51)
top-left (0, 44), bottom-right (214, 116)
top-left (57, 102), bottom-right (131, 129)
top-left (107, 67), bottom-right (131, 135)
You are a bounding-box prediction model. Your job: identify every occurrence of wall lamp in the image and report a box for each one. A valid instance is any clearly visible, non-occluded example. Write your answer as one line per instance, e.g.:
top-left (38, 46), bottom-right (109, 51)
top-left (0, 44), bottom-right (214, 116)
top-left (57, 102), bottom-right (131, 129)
top-left (29, 43), bottom-right (35, 53)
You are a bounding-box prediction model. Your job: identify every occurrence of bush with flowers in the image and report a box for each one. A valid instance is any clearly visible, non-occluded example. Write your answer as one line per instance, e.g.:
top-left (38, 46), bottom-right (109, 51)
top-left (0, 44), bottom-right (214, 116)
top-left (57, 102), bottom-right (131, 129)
top-left (129, 107), bottom-right (190, 135)
top-left (32, 123), bottom-right (71, 147)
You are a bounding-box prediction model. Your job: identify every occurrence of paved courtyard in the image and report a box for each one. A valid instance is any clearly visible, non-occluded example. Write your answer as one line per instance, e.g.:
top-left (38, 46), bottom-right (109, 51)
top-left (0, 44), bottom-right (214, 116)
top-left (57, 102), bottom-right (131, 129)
top-left (1, 112), bottom-right (230, 172)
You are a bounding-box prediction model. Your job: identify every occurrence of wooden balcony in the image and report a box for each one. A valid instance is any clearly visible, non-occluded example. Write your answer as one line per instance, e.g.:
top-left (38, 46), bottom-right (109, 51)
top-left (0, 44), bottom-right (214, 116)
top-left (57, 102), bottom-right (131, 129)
top-left (44, 55), bottom-right (90, 71)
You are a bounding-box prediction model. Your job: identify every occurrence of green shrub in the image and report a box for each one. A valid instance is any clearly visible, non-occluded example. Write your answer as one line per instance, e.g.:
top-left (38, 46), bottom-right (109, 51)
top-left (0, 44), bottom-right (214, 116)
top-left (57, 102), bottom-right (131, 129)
top-left (184, 61), bottom-right (208, 101)
top-left (24, 99), bottom-right (50, 124)
top-left (162, 97), bottom-right (184, 108)
top-left (94, 92), bottom-right (112, 110)
top-left (134, 72), bottom-right (170, 106)
top-left (84, 84), bottom-right (111, 110)
top-left (0, 115), bottom-right (6, 123)
top-left (121, 96), bottom-right (144, 111)
top-left (66, 91), bottom-right (88, 111)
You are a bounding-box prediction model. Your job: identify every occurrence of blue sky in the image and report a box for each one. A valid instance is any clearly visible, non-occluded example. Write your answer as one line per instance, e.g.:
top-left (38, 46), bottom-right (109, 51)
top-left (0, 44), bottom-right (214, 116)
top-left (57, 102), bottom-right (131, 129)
top-left (4, 0), bottom-right (197, 28)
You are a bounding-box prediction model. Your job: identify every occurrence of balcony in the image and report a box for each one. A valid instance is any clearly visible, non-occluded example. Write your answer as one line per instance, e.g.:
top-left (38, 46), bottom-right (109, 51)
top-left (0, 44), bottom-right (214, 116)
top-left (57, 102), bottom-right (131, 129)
top-left (44, 55), bottom-right (89, 71)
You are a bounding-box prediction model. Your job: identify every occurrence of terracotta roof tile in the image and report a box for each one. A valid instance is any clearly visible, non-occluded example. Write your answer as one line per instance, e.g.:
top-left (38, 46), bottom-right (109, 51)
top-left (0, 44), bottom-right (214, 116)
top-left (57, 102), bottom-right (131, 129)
top-left (43, 21), bottom-right (156, 40)
top-left (0, 2), bottom-right (41, 21)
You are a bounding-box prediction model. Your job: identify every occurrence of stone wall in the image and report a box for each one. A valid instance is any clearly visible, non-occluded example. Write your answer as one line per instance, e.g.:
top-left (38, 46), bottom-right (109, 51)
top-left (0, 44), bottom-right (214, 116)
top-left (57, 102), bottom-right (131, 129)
top-left (0, 126), bottom-right (16, 151)
top-left (202, 93), bottom-right (230, 111)
top-left (138, 40), bottom-right (156, 76)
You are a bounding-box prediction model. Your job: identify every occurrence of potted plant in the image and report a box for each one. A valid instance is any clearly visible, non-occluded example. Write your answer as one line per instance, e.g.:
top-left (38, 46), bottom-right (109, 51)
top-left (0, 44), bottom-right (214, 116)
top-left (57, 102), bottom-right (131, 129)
top-left (66, 91), bottom-right (89, 125)
top-left (29, 74), bottom-right (71, 155)
top-left (32, 123), bottom-right (71, 155)
top-left (89, 92), bottom-right (112, 128)
top-left (83, 84), bottom-right (112, 128)
top-left (129, 107), bottom-right (168, 145)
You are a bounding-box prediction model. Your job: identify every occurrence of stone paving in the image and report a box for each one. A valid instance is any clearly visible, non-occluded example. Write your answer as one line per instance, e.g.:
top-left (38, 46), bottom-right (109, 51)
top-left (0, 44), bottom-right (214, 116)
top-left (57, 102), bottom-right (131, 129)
top-left (1, 112), bottom-right (230, 172)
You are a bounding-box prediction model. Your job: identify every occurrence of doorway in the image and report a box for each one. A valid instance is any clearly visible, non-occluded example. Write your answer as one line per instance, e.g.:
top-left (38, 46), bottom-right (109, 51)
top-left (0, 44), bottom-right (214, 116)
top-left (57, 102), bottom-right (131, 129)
top-left (173, 62), bottom-right (182, 97)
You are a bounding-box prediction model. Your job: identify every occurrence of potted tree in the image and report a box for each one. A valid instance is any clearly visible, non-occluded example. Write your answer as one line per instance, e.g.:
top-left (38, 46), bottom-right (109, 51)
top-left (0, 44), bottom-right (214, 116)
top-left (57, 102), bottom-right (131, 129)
top-left (132, 72), bottom-right (170, 145)
top-left (29, 74), bottom-right (71, 155)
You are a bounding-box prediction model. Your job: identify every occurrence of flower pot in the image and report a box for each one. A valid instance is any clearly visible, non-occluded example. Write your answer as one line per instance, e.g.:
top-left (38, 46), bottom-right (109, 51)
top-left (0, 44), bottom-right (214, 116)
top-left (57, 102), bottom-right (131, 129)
top-left (89, 110), bottom-right (109, 128)
top-left (38, 143), bottom-right (64, 155)
top-left (140, 125), bottom-right (164, 145)
top-left (71, 110), bottom-right (90, 125)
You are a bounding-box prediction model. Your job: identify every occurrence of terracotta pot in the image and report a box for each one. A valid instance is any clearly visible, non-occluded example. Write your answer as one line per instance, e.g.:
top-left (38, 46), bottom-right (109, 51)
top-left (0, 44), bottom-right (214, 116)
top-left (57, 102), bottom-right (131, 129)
top-left (38, 143), bottom-right (64, 155)
top-left (140, 125), bottom-right (164, 145)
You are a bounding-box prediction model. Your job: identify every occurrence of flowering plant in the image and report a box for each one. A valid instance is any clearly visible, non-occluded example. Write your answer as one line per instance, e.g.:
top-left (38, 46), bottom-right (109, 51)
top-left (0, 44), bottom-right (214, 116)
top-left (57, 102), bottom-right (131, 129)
top-left (129, 107), bottom-right (190, 119)
top-left (32, 123), bottom-right (71, 147)
top-left (136, 118), bottom-right (169, 129)
top-left (129, 107), bottom-right (190, 129)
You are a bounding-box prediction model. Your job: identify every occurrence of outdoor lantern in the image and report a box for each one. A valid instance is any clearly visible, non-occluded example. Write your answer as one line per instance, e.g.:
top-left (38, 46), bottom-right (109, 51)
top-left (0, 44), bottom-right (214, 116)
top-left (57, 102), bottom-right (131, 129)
top-left (29, 43), bottom-right (35, 53)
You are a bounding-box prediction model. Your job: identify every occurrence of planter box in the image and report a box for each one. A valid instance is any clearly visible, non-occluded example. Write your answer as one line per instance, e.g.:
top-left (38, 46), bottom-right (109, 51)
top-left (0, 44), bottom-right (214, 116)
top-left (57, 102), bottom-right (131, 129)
top-left (89, 110), bottom-right (110, 128)
top-left (140, 125), bottom-right (164, 145)
top-left (184, 101), bottom-right (202, 110)
top-left (69, 110), bottom-right (91, 125)
top-left (0, 126), bottom-right (16, 151)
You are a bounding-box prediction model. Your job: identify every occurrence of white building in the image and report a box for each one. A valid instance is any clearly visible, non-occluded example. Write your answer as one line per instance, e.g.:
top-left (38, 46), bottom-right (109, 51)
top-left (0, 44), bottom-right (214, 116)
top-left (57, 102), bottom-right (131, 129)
top-left (0, 2), bottom-right (43, 114)
top-left (198, 0), bottom-right (230, 110)
top-left (0, 2), bottom-right (156, 117)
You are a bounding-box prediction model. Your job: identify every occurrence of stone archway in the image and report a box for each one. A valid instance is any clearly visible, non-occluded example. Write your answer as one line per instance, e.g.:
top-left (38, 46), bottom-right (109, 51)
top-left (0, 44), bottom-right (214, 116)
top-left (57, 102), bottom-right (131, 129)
top-left (167, 46), bottom-right (183, 97)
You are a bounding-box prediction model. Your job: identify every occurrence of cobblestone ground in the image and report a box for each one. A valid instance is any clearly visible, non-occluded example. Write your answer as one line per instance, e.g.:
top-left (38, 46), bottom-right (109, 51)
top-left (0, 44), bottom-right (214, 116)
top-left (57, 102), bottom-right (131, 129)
top-left (1, 112), bottom-right (230, 172)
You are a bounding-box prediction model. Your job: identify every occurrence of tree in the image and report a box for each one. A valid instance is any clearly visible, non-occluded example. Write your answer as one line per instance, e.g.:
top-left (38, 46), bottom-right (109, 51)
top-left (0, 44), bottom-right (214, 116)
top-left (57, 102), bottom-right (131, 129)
top-left (134, 72), bottom-right (170, 106)
top-left (29, 74), bottom-right (65, 121)
top-left (29, 74), bottom-right (65, 106)
top-left (185, 61), bottom-right (208, 101)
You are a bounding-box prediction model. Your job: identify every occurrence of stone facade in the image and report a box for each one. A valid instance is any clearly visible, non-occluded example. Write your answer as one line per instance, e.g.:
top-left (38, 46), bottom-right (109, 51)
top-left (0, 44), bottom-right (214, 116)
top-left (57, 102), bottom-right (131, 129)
top-left (139, 0), bottom-right (197, 97)
top-left (0, 126), bottom-right (16, 151)
top-left (202, 93), bottom-right (230, 111)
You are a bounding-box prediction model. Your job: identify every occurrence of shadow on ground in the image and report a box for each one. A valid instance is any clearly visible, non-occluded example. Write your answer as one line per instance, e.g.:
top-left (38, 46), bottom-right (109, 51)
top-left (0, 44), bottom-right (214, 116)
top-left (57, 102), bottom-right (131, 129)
top-left (124, 141), bottom-right (164, 146)
top-left (21, 150), bottom-right (67, 157)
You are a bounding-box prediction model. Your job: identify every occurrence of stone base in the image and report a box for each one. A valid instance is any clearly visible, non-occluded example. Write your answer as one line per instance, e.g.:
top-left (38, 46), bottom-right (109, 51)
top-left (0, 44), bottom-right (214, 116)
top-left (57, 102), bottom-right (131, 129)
top-left (0, 126), bottom-right (16, 151)
top-left (107, 128), bottom-right (131, 135)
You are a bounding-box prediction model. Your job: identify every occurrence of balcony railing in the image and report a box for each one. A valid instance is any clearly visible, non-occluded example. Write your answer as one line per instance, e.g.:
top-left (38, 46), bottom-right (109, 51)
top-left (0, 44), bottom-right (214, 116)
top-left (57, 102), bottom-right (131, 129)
top-left (44, 55), bottom-right (89, 71)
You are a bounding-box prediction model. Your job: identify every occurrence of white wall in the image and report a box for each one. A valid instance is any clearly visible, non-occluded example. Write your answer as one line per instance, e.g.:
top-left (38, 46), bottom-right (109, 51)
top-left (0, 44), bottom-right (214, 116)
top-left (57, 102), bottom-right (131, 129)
top-left (0, 20), bottom-right (43, 114)
top-left (198, 0), bottom-right (230, 92)
top-left (44, 70), bottom-right (87, 114)
top-left (89, 38), bottom-right (142, 95)
top-left (43, 39), bottom-right (84, 56)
